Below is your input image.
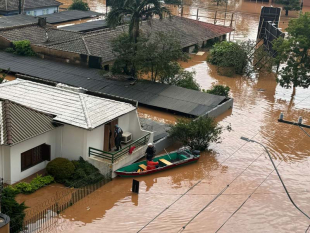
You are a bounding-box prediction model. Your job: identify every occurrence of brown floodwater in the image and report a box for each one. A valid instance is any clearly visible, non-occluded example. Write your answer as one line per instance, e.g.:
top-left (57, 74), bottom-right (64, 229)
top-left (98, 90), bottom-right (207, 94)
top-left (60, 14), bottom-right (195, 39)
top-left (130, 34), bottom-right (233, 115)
top-left (36, 1), bottom-right (310, 233)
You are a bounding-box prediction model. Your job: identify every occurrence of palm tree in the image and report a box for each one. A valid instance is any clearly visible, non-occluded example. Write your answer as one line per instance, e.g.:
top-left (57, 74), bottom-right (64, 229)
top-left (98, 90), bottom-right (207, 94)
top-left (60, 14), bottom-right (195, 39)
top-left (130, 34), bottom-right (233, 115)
top-left (107, 0), bottom-right (171, 43)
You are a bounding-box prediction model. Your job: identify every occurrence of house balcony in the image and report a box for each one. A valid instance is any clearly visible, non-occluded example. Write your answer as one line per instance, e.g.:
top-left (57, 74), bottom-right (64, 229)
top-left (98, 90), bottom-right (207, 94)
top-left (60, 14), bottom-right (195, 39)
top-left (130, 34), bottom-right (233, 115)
top-left (88, 133), bottom-right (152, 178)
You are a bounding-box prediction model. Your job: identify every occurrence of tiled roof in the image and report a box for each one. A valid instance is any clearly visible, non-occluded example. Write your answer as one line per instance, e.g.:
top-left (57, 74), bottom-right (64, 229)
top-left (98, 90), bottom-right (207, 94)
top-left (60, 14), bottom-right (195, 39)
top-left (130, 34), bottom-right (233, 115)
top-left (0, 25), bottom-right (83, 44)
top-left (0, 15), bottom-right (38, 29)
top-left (44, 16), bottom-right (233, 63)
top-left (0, 0), bottom-right (61, 12)
top-left (0, 99), bottom-right (55, 146)
top-left (0, 80), bottom-right (136, 129)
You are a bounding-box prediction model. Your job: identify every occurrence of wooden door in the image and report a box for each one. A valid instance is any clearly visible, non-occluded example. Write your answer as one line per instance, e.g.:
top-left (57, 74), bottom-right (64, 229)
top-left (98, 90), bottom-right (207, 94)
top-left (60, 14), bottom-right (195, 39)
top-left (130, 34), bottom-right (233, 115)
top-left (103, 119), bottom-right (118, 151)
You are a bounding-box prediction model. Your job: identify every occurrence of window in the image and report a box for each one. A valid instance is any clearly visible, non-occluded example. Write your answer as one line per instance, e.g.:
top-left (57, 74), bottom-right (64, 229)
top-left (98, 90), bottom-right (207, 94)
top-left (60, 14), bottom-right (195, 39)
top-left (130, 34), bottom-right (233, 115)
top-left (34, 11), bottom-right (37, 16)
top-left (29, 11), bottom-right (34, 16)
top-left (42, 9), bottom-right (47, 15)
top-left (21, 144), bottom-right (51, 171)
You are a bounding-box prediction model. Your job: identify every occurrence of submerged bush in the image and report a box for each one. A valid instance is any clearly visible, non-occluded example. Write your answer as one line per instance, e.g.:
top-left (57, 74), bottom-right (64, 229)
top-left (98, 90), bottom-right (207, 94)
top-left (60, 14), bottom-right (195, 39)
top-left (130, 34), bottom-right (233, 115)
top-left (46, 158), bottom-right (75, 181)
top-left (207, 41), bottom-right (249, 75)
top-left (169, 117), bottom-right (222, 151)
top-left (204, 85), bottom-right (230, 97)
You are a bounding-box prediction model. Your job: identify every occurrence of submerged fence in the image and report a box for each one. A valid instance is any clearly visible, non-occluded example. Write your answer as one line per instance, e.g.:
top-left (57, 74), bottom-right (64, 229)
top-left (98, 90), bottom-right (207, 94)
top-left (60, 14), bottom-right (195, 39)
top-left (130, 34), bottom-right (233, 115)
top-left (21, 178), bottom-right (110, 233)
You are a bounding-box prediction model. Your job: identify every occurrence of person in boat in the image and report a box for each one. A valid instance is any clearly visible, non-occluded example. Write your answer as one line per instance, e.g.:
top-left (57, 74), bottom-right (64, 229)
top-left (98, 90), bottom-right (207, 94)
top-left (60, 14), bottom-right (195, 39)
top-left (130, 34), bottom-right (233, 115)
top-left (145, 143), bottom-right (156, 161)
top-left (114, 125), bottom-right (123, 151)
top-left (146, 157), bottom-right (159, 170)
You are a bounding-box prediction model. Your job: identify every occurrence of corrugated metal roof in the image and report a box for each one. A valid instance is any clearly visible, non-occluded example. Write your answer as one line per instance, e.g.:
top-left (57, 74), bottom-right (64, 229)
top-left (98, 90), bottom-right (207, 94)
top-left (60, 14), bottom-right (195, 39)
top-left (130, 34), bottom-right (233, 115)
top-left (0, 100), bottom-right (56, 146)
top-left (0, 52), bottom-right (227, 117)
top-left (0, 0), bottom-right (61, 12)
top-left (44, 10), bottom-right (103, 24)
top-left (0, 79), bottom-right (136, 129)
top-left (61, 20), bottom-right (108, 32)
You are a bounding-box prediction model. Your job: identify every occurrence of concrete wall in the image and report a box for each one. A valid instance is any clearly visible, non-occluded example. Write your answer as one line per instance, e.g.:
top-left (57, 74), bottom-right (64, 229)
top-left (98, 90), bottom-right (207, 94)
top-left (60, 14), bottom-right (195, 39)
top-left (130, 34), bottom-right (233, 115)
top-left (87, 156), bottom-right (112, 177)
top-left (33, 46), bottom-right (86, 66)
top-left (202, 98), bottom-right (234, 118)
top-left (8, 129), bottom-right (59, 184)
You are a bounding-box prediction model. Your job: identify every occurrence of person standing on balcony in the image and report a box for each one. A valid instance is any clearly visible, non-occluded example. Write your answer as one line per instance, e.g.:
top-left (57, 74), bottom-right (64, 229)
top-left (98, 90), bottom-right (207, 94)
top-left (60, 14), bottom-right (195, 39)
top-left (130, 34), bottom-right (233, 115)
top-left (115, 125), bottom-right (123, 151)
top-left (145, 143), bottom-right (156, 161)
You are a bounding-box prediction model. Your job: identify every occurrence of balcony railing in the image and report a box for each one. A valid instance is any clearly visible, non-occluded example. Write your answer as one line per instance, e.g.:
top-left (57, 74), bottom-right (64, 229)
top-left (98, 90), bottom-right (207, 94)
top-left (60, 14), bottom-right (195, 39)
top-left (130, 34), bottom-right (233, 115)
top-left (89, 133), bottom-right (151, 163)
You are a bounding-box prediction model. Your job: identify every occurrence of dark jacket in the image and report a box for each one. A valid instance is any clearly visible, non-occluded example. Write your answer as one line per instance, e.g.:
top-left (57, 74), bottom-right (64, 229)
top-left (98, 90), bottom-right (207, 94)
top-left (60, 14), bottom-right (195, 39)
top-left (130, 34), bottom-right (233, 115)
top-left (146, 146), bottom-right (156, 160)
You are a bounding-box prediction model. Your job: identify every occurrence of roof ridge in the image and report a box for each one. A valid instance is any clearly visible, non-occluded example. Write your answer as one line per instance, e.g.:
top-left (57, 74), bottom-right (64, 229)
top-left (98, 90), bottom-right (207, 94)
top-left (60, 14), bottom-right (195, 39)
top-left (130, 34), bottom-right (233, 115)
top-left (79, 94), bottom-right (92, 129)
top-left (81, 36), bottom-right (91, 55)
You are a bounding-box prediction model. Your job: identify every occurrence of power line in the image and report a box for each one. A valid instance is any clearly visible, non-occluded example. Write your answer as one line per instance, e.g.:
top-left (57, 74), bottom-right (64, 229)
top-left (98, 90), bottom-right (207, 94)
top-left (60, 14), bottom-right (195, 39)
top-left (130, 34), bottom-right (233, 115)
top-left (215, 162), bottom-right (279, 233)
top-left (178, 148), bottom-right (266, 232)
top-left (136, 132), bottom-right (259, 232)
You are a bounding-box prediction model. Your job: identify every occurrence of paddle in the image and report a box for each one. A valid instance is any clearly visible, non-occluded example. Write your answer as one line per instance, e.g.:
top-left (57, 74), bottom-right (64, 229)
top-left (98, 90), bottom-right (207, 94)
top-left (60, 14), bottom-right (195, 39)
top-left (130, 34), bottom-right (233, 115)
top-left (164, 148), bottom-right (172, 161)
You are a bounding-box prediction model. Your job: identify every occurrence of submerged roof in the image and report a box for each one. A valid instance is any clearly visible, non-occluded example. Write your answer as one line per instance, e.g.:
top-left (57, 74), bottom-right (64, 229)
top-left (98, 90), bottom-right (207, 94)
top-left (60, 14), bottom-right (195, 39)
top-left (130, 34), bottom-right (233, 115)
top-left (0, 100), bottom-right (55, 146)
top-left (0, 79), bottom-right (136, 129)
top-left (0, 52), bottom-right (227, 117)
top-left (0, 0), bottom-right (61, 12)
top-left (61, 19), bottom-right (108, 32)
top-left (44, 10), bottom-right (103, 24)
top-left (46, 16), bottom-right (233, 63)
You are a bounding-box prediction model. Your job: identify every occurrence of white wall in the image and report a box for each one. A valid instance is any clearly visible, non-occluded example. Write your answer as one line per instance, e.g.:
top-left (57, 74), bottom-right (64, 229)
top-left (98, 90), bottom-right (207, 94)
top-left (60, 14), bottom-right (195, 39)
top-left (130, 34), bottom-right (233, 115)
top-left (25, 7), bottom-right (58, 17)
top-left (119, 110), bottom-right (149, 141)
top-left (0, 145), bottom-right (10, 184)
top-left (61, 125), bottom-right (86, 161)
top-left (86, 124), bottom-right (105, 158)
top-left (9, 129), bottom-right (58, 184)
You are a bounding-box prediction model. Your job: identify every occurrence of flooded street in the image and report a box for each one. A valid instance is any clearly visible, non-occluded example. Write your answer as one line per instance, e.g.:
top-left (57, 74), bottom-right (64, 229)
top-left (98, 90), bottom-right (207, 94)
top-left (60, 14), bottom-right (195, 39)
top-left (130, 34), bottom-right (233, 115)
top-left (51, 0), bottom-right (310, 232)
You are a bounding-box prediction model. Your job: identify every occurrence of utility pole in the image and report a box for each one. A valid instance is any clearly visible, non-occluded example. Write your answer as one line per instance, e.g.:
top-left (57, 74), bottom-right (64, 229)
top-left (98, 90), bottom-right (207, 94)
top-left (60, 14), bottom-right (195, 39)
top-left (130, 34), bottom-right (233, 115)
top-left (196, 8), bottom-right (199, 20)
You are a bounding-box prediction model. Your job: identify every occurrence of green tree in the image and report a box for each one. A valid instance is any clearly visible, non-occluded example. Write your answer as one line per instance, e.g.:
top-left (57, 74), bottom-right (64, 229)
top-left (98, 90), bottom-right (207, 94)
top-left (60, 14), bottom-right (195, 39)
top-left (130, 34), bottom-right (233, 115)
top-left (205, 85), bottom-right (230, 97)
top-left (273, 13), bottom-right (310, 96)
top-left (207, 41), bottom-right (250, 76)
top-left (68, 0), bottom-right (90, 11)
top-left (111, 33), bottom-right (147, 76)
top-left (276, 0), bottom-right (300, 16)
top-left (138, 31), bottom-right (189, 82)
top-left (169, 117), bottom-right (222, 151)
top-left (107, 0), bottom-right (171, 43)
top-left (172, 70), bottom-right (200, 91)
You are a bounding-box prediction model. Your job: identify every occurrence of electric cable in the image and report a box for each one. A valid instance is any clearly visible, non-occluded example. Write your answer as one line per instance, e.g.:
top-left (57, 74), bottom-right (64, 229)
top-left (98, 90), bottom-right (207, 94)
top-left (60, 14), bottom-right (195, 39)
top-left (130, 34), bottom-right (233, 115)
top-left (299, 126), bottom-right (310, 138)
top-left (136, 131), bottom-right (259, 232)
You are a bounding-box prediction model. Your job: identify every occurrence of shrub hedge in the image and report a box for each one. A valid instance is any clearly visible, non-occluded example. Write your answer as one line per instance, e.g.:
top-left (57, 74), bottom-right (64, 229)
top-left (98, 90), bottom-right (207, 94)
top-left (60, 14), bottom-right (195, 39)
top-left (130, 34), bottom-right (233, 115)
top-left (2, 187), bottom-right (27, 233)
top-left (46, 158), bottom-right (75, 182)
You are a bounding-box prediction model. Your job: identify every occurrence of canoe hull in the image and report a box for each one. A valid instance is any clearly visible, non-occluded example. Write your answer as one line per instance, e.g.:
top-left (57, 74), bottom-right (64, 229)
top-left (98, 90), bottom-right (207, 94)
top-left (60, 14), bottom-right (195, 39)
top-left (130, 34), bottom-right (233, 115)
top-left (115, 155), bottom-right (199, 177)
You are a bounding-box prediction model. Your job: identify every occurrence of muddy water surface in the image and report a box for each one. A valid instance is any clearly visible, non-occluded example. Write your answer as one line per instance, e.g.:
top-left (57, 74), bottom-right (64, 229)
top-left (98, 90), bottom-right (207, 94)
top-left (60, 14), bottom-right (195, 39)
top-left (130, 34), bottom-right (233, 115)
top-left (49, 1), bottom-right (310, 232)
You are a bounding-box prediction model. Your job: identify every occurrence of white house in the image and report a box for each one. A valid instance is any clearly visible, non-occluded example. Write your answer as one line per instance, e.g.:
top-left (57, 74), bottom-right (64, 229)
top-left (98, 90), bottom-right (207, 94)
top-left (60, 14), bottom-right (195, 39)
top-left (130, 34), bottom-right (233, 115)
top-left (0, 0), bottom-right (61, 16)
top-left (0, 79), bottom-right (152, 184)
